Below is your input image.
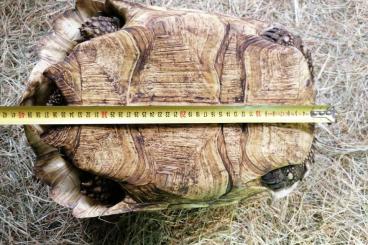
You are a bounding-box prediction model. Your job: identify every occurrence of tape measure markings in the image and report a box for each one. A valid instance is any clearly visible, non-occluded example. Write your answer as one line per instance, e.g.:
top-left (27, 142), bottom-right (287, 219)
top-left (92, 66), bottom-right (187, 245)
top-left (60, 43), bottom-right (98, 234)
top-left (0, 105), bottom-right (336, 125)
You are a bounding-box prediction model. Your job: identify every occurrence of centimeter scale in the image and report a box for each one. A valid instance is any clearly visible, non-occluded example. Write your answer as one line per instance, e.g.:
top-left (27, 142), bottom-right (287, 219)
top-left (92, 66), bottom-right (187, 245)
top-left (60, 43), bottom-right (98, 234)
top-left (0, 105), bottom-right (336, 125)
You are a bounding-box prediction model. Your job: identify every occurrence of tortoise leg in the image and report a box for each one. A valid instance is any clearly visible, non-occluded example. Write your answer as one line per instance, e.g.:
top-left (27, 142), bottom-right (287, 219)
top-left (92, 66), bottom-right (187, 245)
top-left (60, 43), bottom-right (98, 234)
top-left (261, 163), bottom-right (308, 190)
top-left (46, 86), bottom-right (66, 106)
top-left (261, 148), bottom-right (314, 198)
top-left (79, 171), bottom-right (126, 206)
top-left (80, 16), bottom-right (121, 40)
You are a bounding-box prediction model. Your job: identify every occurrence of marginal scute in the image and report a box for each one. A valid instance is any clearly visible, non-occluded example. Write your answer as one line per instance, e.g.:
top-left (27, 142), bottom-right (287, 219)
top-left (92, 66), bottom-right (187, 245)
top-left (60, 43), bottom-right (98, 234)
top-left (52, 10), bottom-right (84, 43)
top-left (76, 0), bottom-right (105, 19)
top-left (41, 126), bottom-right (79, 150)
top-left (106, 0), bottom-right (158, 21)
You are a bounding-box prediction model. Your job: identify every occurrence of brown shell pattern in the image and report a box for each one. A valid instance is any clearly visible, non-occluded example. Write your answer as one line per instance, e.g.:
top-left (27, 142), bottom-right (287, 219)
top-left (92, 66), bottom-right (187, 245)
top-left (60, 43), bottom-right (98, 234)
top-left (21, 0), bottom-right (315, 218)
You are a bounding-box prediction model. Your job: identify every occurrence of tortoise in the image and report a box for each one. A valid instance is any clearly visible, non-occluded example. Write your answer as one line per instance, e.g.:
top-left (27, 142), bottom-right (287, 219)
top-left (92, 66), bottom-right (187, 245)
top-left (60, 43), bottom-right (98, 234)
top-left (20, 0), bottom-right (315, 218)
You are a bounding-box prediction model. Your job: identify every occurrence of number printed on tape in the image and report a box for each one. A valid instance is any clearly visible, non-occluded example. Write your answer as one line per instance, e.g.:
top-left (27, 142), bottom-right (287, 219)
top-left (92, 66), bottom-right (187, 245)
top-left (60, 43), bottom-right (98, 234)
top-left (0, 105), bottom-right (336, 125)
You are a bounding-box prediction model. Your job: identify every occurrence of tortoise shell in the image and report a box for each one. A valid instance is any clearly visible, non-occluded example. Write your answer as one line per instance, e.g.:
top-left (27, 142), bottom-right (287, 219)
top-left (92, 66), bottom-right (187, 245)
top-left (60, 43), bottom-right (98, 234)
top-left (21, 0), bottom-right (315, 218)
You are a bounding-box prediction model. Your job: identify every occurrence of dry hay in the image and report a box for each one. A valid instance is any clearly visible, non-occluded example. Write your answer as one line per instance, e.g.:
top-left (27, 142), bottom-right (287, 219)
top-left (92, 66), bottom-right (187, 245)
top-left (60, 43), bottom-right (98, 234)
top-left (0, 0), bottom-right (367, 244)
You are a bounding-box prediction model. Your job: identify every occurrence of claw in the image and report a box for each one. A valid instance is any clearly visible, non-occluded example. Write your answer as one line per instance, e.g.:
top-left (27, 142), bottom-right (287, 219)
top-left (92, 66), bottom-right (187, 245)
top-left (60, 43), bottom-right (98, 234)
top-left (81, 180), bottom-right (93, 187)
top-left (261, 27), bottom-right (296, 47)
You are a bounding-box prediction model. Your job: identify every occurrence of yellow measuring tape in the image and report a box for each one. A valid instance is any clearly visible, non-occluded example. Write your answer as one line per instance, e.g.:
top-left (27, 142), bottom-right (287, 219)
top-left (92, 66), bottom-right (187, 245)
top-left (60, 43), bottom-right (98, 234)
top-left (0, 105), bottom-right (335, 125)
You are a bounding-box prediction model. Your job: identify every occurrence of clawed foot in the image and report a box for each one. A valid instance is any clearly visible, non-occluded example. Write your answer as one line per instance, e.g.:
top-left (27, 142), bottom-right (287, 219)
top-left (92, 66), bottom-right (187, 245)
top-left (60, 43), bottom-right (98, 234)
top-left (261, 27), bottom-right (300, 47)
top-left (261, 163), bottom-right (308, 191)
top-left (46, 87), bottom-right (66, 106)
top-left (261, 147), bottom-right (314, 193)
top-left (80, 172), bottom-right (126, 206)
